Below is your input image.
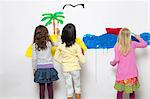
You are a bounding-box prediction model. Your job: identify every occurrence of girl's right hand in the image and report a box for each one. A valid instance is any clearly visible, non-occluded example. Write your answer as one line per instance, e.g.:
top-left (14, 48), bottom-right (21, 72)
top-left (81, 48), bottom-right (84, 55)
top-left (110, 61), bottom-right (116, 66)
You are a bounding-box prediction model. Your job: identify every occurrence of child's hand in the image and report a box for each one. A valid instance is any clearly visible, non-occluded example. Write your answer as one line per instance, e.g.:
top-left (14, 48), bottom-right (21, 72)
top-left (110, 61), bottom-right (116, 66)
top-left (134, 34), bottom-right (141, 39)
top-left (56, 28), bottom-right (60, 35)
top-left (81, 48), bottom-right (84, 55)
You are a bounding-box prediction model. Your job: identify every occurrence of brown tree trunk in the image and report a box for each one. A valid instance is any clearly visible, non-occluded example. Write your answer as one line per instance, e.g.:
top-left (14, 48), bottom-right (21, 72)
top-left (56, 22), bottom-right (59, 35)
top-left (53, 19), bottom-right (55, 34)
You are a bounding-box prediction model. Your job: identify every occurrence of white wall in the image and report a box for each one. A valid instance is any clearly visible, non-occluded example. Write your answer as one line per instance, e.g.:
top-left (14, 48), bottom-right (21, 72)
top-left (0, 0), bottom-right (150, 99)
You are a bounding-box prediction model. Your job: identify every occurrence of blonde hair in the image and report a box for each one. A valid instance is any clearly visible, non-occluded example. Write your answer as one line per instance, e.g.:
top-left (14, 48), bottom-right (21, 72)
top-left (117, 28), bottom-right (131, 55)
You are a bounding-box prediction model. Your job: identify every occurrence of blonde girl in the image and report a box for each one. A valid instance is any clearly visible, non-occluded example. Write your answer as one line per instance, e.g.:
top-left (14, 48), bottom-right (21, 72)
top-left (110, 28), bottom-right (147, 99)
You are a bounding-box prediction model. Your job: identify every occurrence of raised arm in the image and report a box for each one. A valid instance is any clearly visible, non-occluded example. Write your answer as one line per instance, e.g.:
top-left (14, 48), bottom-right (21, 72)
top-left (53, 36), bottom-right (61, 46)
top-left (54, 46), bottom-right (62, 64)
top-left (110, 45), bottom-right (120, 66)
top-left (132, 35), bottom-right (147, 48)
top-left (76, 44), bottom-right (86, 64)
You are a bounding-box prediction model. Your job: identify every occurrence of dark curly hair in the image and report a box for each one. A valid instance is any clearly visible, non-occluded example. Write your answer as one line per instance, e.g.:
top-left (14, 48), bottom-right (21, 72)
top-left (33, 25), bottom-right (51, 51)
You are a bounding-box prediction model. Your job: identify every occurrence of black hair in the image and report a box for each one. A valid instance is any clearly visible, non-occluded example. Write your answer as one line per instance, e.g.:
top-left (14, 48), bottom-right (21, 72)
top-left (61, 23), bottom-right (76, 47)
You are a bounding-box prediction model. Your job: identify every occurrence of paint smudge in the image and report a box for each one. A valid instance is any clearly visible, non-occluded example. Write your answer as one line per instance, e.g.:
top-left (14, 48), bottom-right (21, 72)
top-left (83, 32), bottom-right (150, 49)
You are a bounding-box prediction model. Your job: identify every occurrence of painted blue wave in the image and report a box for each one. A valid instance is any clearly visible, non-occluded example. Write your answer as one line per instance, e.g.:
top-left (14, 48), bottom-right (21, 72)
top-left (83, 32), bottom-right (150, 49)
top-left (140, 32), bottom-right (150, 45)
top-left (83, 34), bottom-right (117, 49)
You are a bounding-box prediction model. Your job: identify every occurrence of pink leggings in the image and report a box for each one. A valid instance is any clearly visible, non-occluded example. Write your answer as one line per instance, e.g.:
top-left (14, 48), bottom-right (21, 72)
top-left (117, 91), bottom-right (135, 99)
top-left (39, 83), bottom-right (53, 99)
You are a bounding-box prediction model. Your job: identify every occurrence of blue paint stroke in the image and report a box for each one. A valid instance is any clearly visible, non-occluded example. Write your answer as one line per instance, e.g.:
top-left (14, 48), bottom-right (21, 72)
top-left (140, 32), bottom-right (150, 45)
top-left (83, 32), bottom-right (150, 49)
top-left (83, 34), bottom-right (117, 49)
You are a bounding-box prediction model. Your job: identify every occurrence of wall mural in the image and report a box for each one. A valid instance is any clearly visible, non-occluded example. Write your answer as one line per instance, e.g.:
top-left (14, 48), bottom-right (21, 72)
top-left (25, 11), bottom-right (87, 58)
top-left (83, 32), bottom-right (150, 49)
top-left (41, 11), bottom-right (65, 34)
top-left (25, 9), bottom-right (150, 58)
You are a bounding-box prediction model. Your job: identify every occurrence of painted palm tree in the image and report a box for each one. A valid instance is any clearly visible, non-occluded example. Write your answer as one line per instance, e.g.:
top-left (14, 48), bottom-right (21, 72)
top-left (41, 11), bottom-right (65, 34)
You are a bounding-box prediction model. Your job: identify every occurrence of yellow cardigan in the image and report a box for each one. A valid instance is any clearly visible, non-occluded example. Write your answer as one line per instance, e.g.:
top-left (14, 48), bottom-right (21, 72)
top-left (54, 43), bottom-right (85, 72)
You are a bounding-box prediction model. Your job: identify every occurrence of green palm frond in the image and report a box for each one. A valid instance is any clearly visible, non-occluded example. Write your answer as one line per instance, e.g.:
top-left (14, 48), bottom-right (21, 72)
top-left (41, 13), bottom-right (54, 26)
top-left (54, 12), bottom-right (64, 16)
top-left (45, 18), bottom-right (53, 26)
top-left (56, 15), bottom-right (65, 18)
top-left (41, 17), bottom-right (51, 21)
top-left (41, 11), bottom-right (64, 26)
top-left (42, 13), bottom-right (53, 16)
top-left (53, 12), bottom-right (64, 24)
top-left (55, 18), bottom-right (64, 24)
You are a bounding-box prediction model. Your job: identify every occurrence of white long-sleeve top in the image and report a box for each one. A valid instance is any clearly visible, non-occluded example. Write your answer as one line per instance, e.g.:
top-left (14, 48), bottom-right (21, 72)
top-left (32, 42), bottom-right (53, 70)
